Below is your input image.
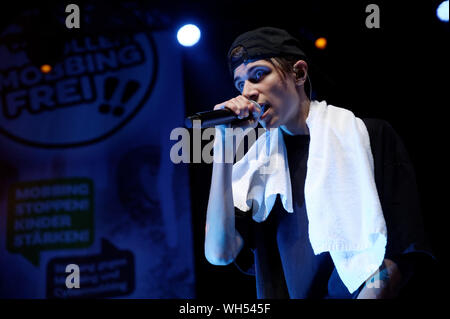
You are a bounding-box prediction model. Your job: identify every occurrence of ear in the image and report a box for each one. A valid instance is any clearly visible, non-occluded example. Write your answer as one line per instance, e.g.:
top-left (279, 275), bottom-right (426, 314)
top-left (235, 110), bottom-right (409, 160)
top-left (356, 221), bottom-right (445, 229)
top-left (293, 60), bottom-right (308, 85)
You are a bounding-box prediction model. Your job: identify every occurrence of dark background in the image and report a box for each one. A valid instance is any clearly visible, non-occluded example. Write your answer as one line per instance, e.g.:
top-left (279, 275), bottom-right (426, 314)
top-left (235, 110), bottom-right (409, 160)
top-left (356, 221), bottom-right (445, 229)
top-left (0, 0), bottom-right (448, 299)
top-left (182, 0), bottom-right (448, 299)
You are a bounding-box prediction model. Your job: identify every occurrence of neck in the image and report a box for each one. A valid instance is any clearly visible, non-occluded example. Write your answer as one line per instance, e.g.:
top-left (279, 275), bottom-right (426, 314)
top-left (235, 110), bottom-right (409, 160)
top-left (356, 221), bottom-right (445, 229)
top-left (281, 97), bottom-right (311, 136)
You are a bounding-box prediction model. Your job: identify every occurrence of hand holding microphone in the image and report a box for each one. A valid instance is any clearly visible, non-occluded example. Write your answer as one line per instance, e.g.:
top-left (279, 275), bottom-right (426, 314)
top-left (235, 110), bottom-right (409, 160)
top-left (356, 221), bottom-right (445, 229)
top-left (185, 96), bottom-right (264, 129)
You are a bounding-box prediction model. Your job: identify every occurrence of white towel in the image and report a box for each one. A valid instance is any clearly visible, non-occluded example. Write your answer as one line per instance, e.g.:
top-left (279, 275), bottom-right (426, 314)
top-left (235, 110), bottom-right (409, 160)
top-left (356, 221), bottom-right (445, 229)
top-left (232, 100), bottom-right (387, 294)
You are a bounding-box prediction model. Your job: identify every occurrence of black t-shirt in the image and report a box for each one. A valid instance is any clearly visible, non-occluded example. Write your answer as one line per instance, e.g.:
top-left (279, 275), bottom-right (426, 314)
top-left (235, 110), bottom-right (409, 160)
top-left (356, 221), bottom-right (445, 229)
top-left (233, 119), bottom-right (435, 299)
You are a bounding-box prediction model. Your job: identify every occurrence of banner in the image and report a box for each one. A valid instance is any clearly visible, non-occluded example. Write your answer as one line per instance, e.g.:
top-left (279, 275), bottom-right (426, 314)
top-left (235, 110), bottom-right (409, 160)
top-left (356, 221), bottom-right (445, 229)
top-left (0, 21), bottom-right (195, 298)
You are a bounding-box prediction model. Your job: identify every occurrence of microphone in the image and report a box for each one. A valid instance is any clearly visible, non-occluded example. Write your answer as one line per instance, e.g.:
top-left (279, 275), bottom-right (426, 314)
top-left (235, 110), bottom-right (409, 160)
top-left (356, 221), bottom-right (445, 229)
top-left (185, 100), bottom-right (262, 128)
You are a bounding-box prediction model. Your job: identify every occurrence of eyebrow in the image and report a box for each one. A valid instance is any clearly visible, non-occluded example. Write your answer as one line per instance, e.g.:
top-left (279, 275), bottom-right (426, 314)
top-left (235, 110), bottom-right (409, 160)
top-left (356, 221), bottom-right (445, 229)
top-left (233, 65), bottom-right (267, 83)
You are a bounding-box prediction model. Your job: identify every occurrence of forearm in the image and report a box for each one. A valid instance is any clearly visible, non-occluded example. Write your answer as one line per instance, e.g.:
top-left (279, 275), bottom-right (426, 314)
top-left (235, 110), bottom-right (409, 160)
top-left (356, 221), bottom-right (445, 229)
top-left (204, 131), bottom-right (242, 265)
top-left (356, 258), bottom-right (403, 299)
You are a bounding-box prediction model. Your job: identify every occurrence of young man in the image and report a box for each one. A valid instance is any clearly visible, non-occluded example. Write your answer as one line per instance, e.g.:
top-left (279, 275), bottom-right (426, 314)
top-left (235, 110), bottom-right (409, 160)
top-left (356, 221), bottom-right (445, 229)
top-left (204, 27), bottom-right (434, 299)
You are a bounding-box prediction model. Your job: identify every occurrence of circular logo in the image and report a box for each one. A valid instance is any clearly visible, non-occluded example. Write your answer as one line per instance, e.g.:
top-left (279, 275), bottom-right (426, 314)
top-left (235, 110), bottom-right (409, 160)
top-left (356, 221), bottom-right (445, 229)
top-left (0, 30), bottom-right (158, 148)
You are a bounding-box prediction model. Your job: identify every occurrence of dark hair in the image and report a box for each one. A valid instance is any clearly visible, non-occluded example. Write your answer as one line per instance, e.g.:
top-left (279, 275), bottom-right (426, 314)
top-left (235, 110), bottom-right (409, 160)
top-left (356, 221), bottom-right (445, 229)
top-left (229, 46), bottom-right (310, 98)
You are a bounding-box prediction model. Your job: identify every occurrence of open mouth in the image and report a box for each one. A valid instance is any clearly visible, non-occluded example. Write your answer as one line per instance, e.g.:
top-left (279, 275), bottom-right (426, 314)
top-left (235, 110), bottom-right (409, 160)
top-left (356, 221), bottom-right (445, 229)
top-left (260, 103), bottom-right (271, 119)
top-left (260, 103), bottom-right (270, 112)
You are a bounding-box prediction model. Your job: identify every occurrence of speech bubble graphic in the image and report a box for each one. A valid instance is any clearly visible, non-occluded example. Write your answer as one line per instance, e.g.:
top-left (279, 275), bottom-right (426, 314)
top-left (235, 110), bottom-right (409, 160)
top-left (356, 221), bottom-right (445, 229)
top-left (46, 238), bottom-right (135, 298)
top-left (6, 178), bottom-right (94, 265)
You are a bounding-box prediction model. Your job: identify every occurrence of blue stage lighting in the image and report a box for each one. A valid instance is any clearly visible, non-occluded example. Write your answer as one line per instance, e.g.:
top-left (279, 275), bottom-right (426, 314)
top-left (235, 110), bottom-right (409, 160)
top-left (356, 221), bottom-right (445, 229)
top-left (437, 1), bottom-right (449, 22)
top-left (177, 24), bottom-right (201, 47)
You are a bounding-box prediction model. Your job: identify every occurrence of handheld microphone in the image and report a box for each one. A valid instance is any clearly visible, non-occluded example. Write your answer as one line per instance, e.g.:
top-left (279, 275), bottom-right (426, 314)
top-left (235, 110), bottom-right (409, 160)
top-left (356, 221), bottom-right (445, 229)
top-left (185, 100), bottom-right (262, 128)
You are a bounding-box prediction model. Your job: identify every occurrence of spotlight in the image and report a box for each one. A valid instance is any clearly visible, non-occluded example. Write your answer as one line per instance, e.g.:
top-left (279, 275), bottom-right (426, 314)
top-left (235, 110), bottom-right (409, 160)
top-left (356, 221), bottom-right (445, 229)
top-left (315, 37), bottom-right (327, 50)
top-left (40, 64), bottom-right (52, 74)
top-left (177, 24), bottom-right (201, 47)
top-left (437, 1), bottom-right (449, 22)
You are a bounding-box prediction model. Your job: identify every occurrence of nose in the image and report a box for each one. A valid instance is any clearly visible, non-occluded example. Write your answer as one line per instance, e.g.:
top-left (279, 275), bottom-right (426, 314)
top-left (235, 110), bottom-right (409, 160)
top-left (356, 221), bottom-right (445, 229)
top-left (242, 80), bottom-right (258, 102)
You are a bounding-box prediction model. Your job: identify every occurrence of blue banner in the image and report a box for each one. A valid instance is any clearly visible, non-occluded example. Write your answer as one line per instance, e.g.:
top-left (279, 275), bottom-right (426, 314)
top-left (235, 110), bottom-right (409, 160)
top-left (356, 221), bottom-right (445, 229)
top-left (0, 24), bottom-right (195, 298)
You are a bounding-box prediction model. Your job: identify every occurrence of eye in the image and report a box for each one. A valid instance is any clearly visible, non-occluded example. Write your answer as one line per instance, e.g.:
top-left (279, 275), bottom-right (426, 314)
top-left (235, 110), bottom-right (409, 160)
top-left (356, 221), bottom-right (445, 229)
top-left (249, 69), bottom-right (267, 83)
top-left (235, 69), bottom-right (267, 92)
top-left (236, 81), bottom-right (244, 92)
top-left (254, 70), bottom-right (265, 80)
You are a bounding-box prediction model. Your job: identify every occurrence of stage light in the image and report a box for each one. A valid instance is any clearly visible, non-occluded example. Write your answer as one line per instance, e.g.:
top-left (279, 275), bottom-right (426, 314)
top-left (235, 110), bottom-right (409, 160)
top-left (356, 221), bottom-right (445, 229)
top-left (437, 1), bottom-right (449, 22)
top-left (40, 64), bottom-right (52, 73)
top-left (315, 37), bottom-right (327, 50)
top-left (177, 24), bottom-right (201, 47)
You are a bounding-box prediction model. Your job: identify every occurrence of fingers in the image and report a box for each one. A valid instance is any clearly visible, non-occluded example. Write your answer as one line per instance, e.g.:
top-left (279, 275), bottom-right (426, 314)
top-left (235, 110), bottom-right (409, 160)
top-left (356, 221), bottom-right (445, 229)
top-left (213, 104), bottom-right (226, 111)
top-left (214, 96), bottom-right (255, 119)
top-left (212, 96), bottom-right (261, 130)
top-left (248, 100), bottom-right (262, 119)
